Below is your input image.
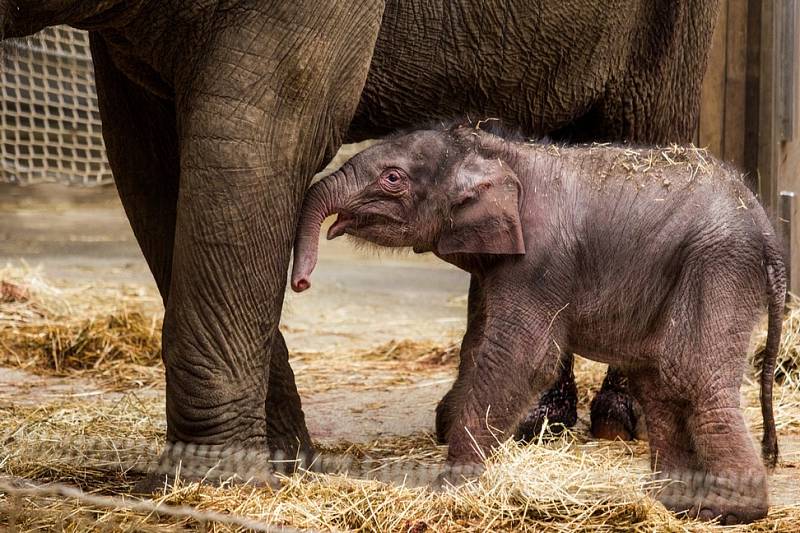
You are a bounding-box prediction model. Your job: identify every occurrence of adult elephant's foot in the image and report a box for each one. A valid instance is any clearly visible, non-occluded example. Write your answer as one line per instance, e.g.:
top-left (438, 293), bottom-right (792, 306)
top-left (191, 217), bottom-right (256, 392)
top-left (589, 368), bottom-right (642, 441)
top-left (515, 352), bottom-right (578, 441)
top-left (435, 391), bottom-right (456, 444)
top-left (656, 469), bottom-right (769, 525)
top-left (267, 438), bottom-right (319, 474)
top-left (132, 442), bottom-right (281, 494)
top-left (266, 332), bottom-right (318, 473)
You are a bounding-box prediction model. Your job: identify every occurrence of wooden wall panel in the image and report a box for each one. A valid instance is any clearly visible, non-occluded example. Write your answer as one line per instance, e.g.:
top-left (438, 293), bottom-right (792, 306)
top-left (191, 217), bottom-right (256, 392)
top-left (723, 0), bottom-right (749, 168)
top-left (698, 0), bottom-right (800, 291)
top-left (699, 2), bottom-right (728, 156)
top-left (756, 0), bottom-right (778, 215)
top-left (777, 2), bottom-right (800, 293)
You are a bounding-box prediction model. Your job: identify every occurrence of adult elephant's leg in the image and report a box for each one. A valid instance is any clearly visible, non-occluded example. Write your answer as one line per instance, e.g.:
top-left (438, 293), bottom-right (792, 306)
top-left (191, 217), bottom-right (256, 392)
top-left (435, 274), bottom-right (486, 444)
top-left (266, 330), bottom-right (313, 467)
top-left (521, 354), bottom-right (636, 442)
top-left (94, 30), bottom-right (316, 469)
top-left (159, 2), bottom-right (384, 482)
top-left (589, 367), bottom-right (640, 440)
top-left (515, 351), bottom-right (578, 441)
top-left (89, 34), bottom-right (179, 299)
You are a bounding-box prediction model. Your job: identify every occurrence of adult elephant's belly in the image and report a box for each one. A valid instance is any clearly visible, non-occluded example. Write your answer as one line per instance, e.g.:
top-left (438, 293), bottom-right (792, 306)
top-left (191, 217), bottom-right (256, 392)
top-left (347, 0), bottom-right (629, 141)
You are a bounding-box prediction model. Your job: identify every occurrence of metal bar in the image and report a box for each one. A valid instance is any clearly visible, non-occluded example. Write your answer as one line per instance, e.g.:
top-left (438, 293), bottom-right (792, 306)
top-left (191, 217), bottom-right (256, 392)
top-left (758, 1), bottom-right (779, 217)
top-left (780, 190), bottom-right (795, 294)
top-left (744, 0), bottom-right (762, 194)
top-left (779, 0), bottom-right (797, 141)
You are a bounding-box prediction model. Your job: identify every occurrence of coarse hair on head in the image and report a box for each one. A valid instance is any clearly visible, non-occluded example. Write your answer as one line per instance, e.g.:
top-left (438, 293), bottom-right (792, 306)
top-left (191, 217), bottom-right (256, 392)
top-left (385, 116), bottom-right (539, 144)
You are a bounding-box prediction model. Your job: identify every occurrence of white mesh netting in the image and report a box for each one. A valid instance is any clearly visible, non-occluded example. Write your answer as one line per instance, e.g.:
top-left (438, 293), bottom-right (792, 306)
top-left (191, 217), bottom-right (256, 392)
top-left (1, 26), bottom-right (112, 186)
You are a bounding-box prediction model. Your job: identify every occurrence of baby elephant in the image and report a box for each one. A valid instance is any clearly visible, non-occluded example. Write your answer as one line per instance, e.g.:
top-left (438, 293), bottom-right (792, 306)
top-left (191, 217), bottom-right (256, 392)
top-left (292, 124), bottom-right (784, 524)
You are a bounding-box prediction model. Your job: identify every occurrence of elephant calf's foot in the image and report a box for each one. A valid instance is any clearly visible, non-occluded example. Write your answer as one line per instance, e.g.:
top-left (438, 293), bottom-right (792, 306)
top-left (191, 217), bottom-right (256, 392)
top-left (515, 373), bottom-right (578, 442)
top-left (656, 469), bottom-right (769, 524)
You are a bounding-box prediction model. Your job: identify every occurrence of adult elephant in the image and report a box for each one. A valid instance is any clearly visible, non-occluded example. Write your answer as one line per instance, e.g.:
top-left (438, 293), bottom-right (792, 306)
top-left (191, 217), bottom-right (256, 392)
top-left (2, 0), bottom-right (719, 481)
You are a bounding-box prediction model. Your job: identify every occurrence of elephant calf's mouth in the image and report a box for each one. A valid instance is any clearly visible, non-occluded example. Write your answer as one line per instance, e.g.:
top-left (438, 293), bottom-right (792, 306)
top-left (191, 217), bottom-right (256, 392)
top-left (327, 212), bottom-right (355, 240)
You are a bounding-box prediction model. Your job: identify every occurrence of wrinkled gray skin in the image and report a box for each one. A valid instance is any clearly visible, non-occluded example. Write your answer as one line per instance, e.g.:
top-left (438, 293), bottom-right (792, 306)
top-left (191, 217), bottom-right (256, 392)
top-left (2, 0), bottom-right (718, 485)
top-left (293, 126), bottom-right (785, 524)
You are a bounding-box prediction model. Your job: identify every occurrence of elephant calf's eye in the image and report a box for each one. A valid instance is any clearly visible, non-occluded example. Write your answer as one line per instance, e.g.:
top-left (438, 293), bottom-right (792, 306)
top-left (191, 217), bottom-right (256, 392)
top-left (379, 169), bottom-right (408, 194)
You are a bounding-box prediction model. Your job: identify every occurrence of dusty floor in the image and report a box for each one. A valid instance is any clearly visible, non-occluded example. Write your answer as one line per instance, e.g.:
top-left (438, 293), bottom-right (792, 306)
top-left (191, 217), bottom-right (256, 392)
top-left (1, 182), bottom-right (800, 517)
top-left (0, 183), bottom-right (466, 442)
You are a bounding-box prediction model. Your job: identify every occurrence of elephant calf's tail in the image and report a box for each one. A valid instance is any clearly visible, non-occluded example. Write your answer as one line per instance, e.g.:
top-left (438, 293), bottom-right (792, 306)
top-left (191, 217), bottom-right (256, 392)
top-left (760, 240), bottom-right (786, 469)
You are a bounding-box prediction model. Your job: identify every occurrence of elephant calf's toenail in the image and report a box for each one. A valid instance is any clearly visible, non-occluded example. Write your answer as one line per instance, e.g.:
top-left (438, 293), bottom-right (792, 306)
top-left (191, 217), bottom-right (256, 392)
top-left (698, 508), bottom-right (717, 521)
top-left (723, 513), bottom-right (740, 525)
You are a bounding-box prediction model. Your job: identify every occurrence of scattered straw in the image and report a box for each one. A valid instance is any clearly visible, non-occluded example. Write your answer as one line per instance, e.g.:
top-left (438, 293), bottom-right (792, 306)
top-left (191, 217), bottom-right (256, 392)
top-left (0, 267), bottom-right (463, 393)
top-left (0, 395), bottom-right (693, 533)
top-left (355, 339), bottom-right (459, 366)
top-left (2, 267), bottom-right (800, 531)
top-left (2, 404), bottom-right (797, 531)
top-left (0, 265), bottom-right (163, 389)
top-left (605, 144), bottom-right (715, 178)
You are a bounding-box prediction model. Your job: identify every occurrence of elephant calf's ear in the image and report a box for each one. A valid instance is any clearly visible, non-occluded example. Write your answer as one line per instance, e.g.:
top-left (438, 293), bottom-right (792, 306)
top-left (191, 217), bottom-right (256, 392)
top-left (436, 168), bottom-right (526, 256)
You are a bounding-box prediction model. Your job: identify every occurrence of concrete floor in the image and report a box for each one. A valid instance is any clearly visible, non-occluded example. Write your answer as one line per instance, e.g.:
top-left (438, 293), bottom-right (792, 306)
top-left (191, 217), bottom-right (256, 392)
top-left (0, 183), bottom-right (467, 442)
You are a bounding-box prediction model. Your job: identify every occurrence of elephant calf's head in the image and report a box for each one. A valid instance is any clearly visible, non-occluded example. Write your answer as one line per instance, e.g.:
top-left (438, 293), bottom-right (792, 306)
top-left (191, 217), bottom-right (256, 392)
top-left (291, 126), bottom-right (526, 292)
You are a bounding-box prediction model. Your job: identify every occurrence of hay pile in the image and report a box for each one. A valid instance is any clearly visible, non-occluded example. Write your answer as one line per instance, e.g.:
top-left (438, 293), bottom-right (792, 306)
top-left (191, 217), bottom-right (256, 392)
top-left (1, 395), bottom-right (164, 490)
top-left (0, 266), bottom-right (163, 389)
top-left (0, 267), bottom-right (460, 393)
top-left (3, 396), bottom-right (800, 531)
top-left (0, 395), bottom-right (689, 531)
top-left (2, 266), bottom-right (800, 531)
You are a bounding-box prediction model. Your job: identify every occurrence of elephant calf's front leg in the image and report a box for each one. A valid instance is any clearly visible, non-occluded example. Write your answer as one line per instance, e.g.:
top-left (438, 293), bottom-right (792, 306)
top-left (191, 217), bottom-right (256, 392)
top-left (436, 275), bottom-right (485, 444)
top-left (442, 290), bottom-right (566, 483)
top-left (445, 278), bottom-right (578, 445)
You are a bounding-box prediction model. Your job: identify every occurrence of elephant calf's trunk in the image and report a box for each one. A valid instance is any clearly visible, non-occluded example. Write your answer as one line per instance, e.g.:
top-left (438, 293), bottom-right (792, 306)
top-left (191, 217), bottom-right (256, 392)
top-left (291, 173), bottom-right (346, 292)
